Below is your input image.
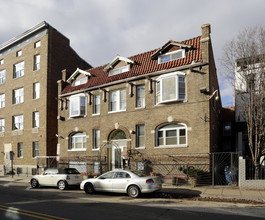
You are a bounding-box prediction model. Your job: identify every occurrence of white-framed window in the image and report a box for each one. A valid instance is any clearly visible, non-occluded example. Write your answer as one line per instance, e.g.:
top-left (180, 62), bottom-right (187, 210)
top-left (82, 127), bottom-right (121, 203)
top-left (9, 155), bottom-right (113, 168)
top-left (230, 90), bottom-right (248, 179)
top-left (156, 123), bottom-right (187, 147)
top-left (13, 88), bottom-right (24, 104)
top-left (0, 69), bottom-right (6, 84)
top-left (69, 94), bottom-right (86, 117)
top-left (69, 132), bottom-right (86, 150)
top-left (72, 77), bottom-right (87, 87)
top-left (0, 94), bottom-right (5, 108)
top-left (0, 118), bottom-right (5, 132)
top-left (16, 50), bottom-right (22, 57)
top-left (33, 82), bottom-right (40, 99)
top-left (17, 143), bottom-right (23, 158)
top-left (34, 41), bottom-right (41, 48)
top-left (136, 85), bottom-right (145, 108)
top-left (93, 94), bottom-right (100, 115)
top-left (136, 125), bottom-right (145, 148)
top-left (93, 129), bottom-right (100, 150)
top-left (33, 111), bottom-right (39, 128)
top-left (0, 59), bottom-right (3, 65)
top-left (33, 142), bottom-right (39, 157)
top-left (156, 72), bottom-right (186, 104)
top-left (158, 49), bottom-right (185, 64)
top-left (14, 61), bottom-right (24, 78)
top-left (12, 115), bottom-right (24, 130)
top-left (110, 65), bottom-right (129, 76)
top-left (34, 54), bottom-right (40, 71)
top-left (109, 89), bottom-right (126, 112)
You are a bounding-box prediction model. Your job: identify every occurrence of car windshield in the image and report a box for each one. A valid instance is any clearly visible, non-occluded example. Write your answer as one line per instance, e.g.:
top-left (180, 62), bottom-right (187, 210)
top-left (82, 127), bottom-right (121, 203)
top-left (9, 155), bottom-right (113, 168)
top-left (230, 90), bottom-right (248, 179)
top-left (130, 171), bottom-right (146, 177)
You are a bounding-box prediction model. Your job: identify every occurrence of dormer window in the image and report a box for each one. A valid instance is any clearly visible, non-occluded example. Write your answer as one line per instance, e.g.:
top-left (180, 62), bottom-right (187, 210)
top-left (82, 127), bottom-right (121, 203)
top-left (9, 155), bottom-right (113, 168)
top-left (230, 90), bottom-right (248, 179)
top-left (158, 49), bottom-right (185, 64)
top-left (104, 56), bottom-right (134, 76)
top-left (72, 77), bottom-right (87, 87)
top-left (110, 65), bottom-right (129, 76)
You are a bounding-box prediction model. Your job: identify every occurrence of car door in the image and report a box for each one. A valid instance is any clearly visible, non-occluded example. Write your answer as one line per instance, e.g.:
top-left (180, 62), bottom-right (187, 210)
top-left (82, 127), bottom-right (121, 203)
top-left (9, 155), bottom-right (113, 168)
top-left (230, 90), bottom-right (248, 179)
top-left (38, 169), bottom-right (58, 186)
top-left (112, 171), bottom-right (131, 193)
top-left (94, 171), bottom-right (115, 192)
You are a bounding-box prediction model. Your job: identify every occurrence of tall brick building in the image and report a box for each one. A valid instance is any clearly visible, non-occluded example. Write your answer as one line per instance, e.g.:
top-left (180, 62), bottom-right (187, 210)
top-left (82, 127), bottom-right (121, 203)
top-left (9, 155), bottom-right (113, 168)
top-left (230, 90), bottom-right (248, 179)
top-left (57, 24), bottom-right (222, 177)
top-left (0, 21), bottom-right (91, 175)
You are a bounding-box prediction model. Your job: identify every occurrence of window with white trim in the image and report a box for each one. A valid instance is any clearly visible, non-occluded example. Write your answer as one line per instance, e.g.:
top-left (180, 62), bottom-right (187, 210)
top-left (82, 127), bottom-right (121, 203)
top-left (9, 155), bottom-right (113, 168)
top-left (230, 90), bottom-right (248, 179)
top-left (33, 142), bottom-right (39, 157)
top-left (0, 119), bottom-right (5, 132)
top-left (0, 94), bottom-right (5, 108)
top-left (69, 94), bottom-right (86, 117)
top-left (93, 94), bottom-right (100, 115)
top-left (109, 89), bottom-right (126, 112)
top-left (33, 82), bottom-right (40, 99)
top-left (158, 49), bottom-right (185, 64)
top-left (17, 143), bottom-right (23, 158)
top-left (12, 115), bottom-right (24, 130)
top-left (34, 54), bottom-right (40, 71)
top-left (110, 65), bottom-right (129, 76)
top-left (16, 50), bottom-right (22, 57)
top-left (0, 69), bottom-right (6, 84)
top-left (13, 88), bottom-right (24, 104)
top-left (93, 129), bottom-right (100, 150)
top-left (34, 41), bottom-right (41, 48)
top-left (156, 72), bottom-right (186, 104)
top-left (0, 59), bottom-right (3, 65)
top-left (156, 123), bottom-right (187, 147)
top-left (136, 85), bottom-right (145, 108)
top-left (69, 132), bottom-right (86, 150)
top-left (72, 77), bottom-right (87, 86)
top-left (14, 61), bottom-right (24, 78)
top-left (33, 111), bottom-right (39, 128)
top-left (136, 125), bottom-right (145, 148)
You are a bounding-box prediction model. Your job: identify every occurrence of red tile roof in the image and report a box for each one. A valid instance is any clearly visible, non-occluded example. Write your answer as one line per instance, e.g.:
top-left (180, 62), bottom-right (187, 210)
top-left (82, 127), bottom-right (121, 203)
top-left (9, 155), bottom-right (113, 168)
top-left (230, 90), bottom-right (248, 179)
top-left (62, 36), bottom-right (202, 94)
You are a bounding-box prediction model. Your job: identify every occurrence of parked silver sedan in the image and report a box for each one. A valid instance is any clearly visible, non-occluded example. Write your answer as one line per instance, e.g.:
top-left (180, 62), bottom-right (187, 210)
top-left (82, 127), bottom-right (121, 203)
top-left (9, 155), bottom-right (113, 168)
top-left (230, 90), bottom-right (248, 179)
top-left (80, 170), bottom-right (162, 198)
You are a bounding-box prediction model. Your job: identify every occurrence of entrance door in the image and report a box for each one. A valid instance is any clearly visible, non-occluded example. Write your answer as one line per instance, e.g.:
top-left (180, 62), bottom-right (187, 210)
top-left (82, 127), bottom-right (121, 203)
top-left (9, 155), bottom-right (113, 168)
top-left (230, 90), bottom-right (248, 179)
top-left (4, 144), bottom-right (12, 173)
top-left (111, 140), bottom-right (127, 170)
top-left (108, 130), bottom-right (127, 170)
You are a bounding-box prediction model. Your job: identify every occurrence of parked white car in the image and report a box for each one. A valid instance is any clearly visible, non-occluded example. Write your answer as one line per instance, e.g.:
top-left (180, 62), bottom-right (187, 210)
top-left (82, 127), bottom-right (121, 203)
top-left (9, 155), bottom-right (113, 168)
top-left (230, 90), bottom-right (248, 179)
top-left (80, 170), bottom-right (162, 198)
top-left (30, 168), bottom-right (83, 190)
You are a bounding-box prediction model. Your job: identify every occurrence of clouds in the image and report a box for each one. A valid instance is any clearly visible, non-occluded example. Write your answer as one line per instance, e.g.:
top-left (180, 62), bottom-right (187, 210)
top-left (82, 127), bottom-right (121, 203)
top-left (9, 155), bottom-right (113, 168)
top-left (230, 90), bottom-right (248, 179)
top-left (0, 0), bottom-right (265, 107)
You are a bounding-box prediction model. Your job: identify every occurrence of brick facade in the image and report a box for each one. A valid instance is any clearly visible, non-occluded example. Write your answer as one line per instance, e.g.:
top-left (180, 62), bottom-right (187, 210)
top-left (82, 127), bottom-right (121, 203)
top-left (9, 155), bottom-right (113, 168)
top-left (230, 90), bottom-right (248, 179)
top-left (57, 24), bottom-right (222, 175)
top-left (0, 22), bottom-right (91, 175)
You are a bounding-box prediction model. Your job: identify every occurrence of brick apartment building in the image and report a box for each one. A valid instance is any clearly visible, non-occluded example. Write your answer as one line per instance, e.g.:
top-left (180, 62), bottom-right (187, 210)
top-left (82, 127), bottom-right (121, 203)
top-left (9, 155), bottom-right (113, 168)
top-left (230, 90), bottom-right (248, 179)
top-left (57, 24), bottom-right (222, 177)
top-left (0, 21), bottom-right (91, 175)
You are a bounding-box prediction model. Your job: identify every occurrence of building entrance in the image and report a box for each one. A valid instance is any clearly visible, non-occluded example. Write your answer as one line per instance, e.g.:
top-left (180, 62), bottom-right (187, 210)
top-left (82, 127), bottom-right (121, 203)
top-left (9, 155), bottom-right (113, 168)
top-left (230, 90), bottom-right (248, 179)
top-left (108, 130), bottom-right (128, 170)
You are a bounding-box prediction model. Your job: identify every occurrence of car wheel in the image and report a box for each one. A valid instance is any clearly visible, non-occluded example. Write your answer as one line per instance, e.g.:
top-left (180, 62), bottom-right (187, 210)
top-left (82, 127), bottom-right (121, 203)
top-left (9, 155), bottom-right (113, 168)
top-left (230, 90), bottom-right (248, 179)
top-left (84, 183), bottom-right (95, 194)
top-left (128, 185), bottom-right (140, 198)
top-left (31, 179), bottom-right (39, 188)
top-left (58, 180), bottom-right (67, 190)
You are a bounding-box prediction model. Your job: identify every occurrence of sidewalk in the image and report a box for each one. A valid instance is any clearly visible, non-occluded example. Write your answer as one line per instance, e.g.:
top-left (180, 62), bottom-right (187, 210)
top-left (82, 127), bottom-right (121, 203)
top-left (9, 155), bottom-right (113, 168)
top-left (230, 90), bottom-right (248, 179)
top-left (1, 175), bottom-right (265, 203)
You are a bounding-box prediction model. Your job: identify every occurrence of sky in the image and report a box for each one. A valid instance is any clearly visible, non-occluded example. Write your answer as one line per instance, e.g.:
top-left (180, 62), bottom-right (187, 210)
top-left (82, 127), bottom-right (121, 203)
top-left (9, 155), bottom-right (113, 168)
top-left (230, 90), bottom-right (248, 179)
top-left (0, 0), bottom-right (264, 107)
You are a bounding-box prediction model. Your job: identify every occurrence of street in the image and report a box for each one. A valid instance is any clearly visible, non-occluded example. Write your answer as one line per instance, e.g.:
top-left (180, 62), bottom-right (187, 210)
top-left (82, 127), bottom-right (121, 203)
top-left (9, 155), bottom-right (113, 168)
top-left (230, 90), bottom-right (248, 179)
top-left (0, 181), bottom-right (264, 220)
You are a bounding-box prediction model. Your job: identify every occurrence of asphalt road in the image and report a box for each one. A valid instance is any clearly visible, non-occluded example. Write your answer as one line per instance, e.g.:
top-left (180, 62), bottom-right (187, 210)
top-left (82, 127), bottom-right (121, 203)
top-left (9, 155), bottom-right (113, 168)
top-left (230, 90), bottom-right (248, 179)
top-left (0, 181), bottom-right (264, 220)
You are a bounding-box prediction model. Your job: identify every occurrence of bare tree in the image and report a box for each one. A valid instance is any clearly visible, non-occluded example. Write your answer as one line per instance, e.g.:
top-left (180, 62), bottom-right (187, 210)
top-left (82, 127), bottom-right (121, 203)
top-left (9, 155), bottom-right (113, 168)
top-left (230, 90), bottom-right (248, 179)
top-left (222, 26), bottom-right (265, 179)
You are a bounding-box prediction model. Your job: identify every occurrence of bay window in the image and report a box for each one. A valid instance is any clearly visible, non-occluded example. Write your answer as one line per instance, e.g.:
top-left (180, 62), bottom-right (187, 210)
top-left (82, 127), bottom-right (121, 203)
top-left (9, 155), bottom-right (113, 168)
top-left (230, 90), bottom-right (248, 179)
top-left (69, 94), bottom-right (86, 117)
top-left (156, 72), bottom-right (186, 104)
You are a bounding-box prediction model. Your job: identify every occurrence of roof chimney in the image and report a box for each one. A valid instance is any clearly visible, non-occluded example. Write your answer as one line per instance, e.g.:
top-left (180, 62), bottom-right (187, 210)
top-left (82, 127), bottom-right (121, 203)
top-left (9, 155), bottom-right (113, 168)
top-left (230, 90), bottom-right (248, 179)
top-left (201, 24), bottom-right (211, 39)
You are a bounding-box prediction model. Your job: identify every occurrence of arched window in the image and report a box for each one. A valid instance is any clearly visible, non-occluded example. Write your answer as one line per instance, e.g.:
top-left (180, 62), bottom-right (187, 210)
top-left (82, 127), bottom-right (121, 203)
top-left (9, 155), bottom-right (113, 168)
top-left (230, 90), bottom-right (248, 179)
top-left (69, 132), bottom-right (86, 150)
top-left (156, 123), bottom-right (187, 147)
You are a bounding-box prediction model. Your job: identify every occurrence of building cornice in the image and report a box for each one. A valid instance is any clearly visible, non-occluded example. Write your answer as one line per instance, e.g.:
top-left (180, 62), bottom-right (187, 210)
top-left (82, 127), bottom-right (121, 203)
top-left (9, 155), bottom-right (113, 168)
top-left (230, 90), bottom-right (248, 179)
top-left (0, 21), bottom-right (49, 52)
